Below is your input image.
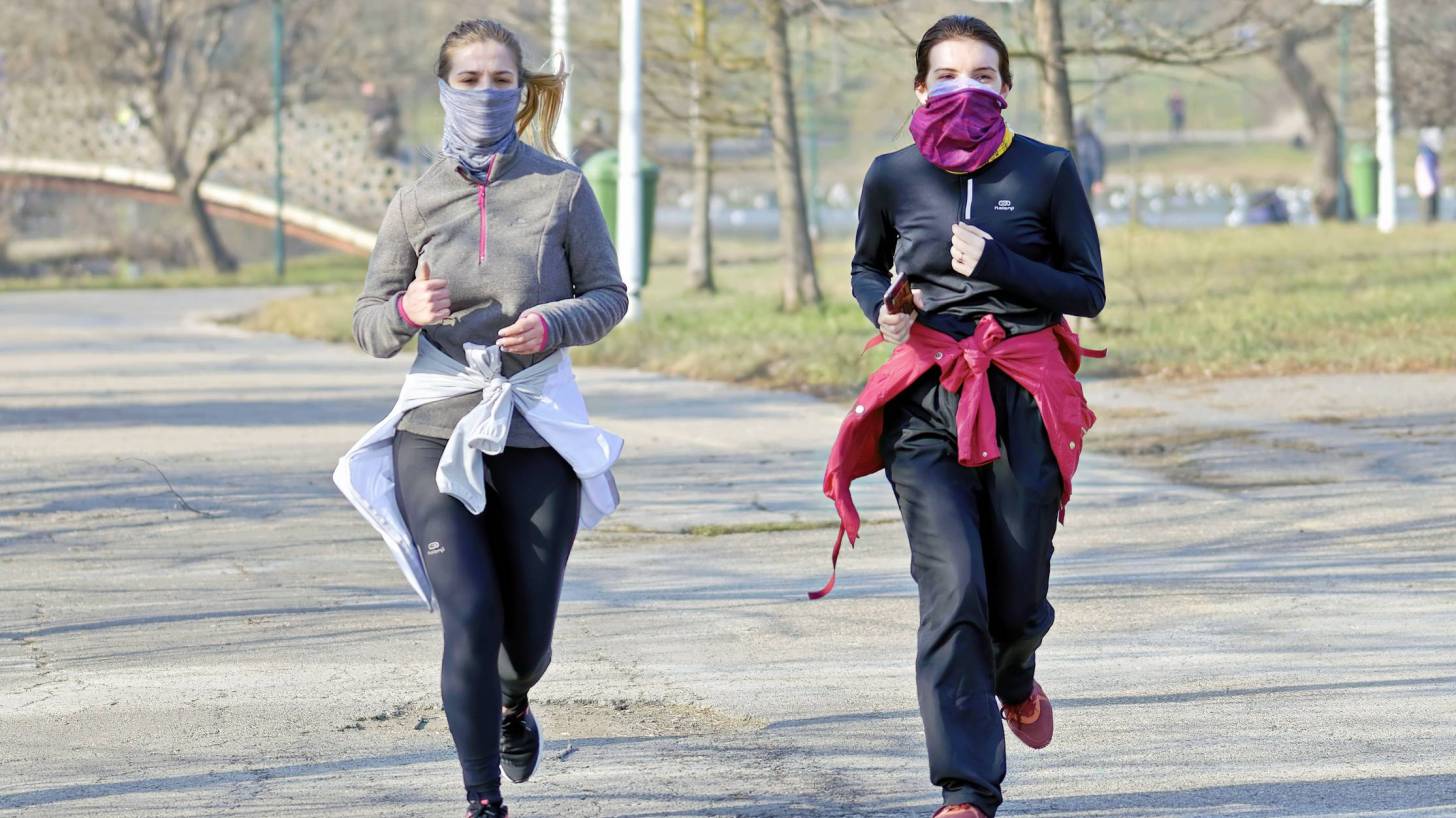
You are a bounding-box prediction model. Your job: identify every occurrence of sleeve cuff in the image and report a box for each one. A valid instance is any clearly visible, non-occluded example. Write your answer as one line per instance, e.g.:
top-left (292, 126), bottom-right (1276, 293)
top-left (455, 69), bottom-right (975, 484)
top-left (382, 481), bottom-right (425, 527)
top-left (531, 311), bottom-right (552, 349)
top-left (969, 240), bottom-right (1005, 284)
top-left (393, 292), bottom-right (422, 330)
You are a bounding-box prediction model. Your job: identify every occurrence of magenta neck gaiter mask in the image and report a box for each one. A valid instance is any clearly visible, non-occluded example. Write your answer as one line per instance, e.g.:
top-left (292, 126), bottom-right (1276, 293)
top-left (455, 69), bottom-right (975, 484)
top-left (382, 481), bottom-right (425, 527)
top-left (909, 79), bottom-right (1009, 173)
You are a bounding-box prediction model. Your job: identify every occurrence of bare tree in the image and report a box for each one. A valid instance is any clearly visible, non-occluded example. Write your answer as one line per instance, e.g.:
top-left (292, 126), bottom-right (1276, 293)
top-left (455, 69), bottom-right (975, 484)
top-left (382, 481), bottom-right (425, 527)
top-left (762, 0), bottom-right (820, 310)
top-left (1068, 2), bottom-right (1351, 218)
top-left (638, 0), bottom-right (766, 293)
top-left (577, 1), bottom-right (765, 295)
top-left (585, 1), bottom-right (891, 306)
top-left (686, 0), bottom-right (716, 292)
top-left (45, 0), bottom-right (338, 273)
top-left (1031, 0), bottom-right (1075, 159)
top-left (666, 0), bottom-right (876, 303)
top-left (1392, 0), bottom-right (1456, 130)
top-left (1270, 23), bottom-right (1346, 218)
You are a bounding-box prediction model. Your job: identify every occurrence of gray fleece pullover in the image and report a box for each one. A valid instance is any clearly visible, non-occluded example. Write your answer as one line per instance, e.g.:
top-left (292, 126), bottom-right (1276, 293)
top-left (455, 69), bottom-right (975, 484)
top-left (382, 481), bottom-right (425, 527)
top-left (352, 140), bottom-right (628, 444)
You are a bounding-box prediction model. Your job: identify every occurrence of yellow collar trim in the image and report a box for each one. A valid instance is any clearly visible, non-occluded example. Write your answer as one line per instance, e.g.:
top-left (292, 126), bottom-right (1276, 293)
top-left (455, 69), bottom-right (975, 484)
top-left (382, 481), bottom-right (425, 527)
top-left (990, 126), bottom-right (1016, 163)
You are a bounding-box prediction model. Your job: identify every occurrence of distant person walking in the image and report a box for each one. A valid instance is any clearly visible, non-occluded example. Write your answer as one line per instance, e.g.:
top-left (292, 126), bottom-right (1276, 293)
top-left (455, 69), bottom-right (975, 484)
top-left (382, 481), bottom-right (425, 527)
top-left (335, 18), bottom-right (627, 818)
top-left (1416, 127), bottom-right (1442, 223)
top-left (361, 80), bottom-right (403, 160)
top-left (824, 14), bottom-right (1105, 818)
top-left (571, 113), bottom-right (612, 166)
top-left (1167, 88), bottom-right (1186, 139)
top-left (1074, 117), bottom-right (1105, 201)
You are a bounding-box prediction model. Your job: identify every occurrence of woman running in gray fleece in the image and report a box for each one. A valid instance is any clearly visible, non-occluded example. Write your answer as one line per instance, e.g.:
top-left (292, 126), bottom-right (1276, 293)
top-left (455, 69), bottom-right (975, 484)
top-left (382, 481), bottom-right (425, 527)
top-left (336, 18), bottom-right (627, 818)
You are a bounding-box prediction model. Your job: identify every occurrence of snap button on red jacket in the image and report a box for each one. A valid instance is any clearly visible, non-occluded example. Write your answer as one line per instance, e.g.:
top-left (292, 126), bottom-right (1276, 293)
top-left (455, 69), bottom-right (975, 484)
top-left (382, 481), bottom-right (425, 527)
top-left (813, 315), bottom-right (1104, 599)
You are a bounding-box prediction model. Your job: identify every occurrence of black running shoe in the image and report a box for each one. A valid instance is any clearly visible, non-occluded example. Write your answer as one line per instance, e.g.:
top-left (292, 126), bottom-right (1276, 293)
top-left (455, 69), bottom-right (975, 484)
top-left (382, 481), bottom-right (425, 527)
top-left (465, 799), bottom-right (507, 818)
top-left (499, 702), bottom-right (542, 784)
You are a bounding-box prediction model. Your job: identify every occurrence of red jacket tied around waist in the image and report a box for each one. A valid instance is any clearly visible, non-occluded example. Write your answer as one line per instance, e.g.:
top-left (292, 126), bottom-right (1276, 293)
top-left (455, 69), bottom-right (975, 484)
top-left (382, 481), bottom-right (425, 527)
top-left (815, 315), bottom-right (1104, 599)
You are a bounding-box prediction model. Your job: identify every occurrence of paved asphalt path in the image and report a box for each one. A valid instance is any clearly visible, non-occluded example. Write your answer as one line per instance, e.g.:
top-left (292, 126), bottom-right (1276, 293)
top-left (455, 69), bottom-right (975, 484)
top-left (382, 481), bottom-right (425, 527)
top-left (2, 288), bottom-right (1453, 817)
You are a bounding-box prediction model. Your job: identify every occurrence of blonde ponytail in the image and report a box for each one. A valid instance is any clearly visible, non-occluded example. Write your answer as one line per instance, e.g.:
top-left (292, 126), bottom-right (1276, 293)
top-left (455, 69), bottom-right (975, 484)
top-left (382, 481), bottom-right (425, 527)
top-left (519, 56), bottom-right (568, 159)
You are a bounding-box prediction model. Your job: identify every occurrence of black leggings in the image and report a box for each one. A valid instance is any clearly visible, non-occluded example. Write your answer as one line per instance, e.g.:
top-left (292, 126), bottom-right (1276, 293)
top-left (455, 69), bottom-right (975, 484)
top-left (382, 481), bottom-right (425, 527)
top-left (392, 430), bottom-right (581, 805)
top-left (880, 368), bottom-right (1061, 817)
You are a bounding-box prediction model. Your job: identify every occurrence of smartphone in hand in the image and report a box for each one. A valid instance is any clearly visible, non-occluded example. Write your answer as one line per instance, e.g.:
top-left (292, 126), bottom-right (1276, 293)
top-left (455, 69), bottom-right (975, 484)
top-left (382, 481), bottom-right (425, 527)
top-left (883, 272), bottom-right (915, 315)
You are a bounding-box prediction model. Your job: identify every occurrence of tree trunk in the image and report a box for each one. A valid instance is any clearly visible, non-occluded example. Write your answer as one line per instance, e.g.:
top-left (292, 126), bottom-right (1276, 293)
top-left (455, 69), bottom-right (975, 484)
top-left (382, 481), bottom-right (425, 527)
top-left (179, 177), bottom-right (239, 274)
top-left (762, 0), bottom-right (820, 311)
top-left (1032, 0), bottom-right (1076, 158)
top-left (1272, 31), bottom-right (1345, 220)
top-left (687, 0), bottom-right (715, 292)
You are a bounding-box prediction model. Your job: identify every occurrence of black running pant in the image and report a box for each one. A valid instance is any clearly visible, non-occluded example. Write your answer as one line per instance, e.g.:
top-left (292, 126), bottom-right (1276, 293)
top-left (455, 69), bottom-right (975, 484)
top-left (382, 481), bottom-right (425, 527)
top-left (392, 430), bottom-right (580, 805)
top-left (879, 368), bottom-right (1061, 817)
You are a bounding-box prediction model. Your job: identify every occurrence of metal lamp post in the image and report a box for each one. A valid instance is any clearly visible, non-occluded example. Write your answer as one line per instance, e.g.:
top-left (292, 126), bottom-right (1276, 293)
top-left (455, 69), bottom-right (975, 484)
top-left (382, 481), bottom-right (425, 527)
top-left (272, 0), bottom-right (285, 279)
top-left (618, 0), bottom-right (643, 320)
top-left (551, 0), bottom-right (573, 161)
top-left (1318, 0), bottom-right (1370, 223)
top-left (1372, 0), bottom-right (1397, 233)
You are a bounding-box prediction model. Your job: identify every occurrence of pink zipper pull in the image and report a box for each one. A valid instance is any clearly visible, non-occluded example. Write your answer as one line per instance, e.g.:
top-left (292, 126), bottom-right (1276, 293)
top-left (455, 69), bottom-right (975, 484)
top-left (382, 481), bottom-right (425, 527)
top-left (477, 184), bottom-right (487, 263)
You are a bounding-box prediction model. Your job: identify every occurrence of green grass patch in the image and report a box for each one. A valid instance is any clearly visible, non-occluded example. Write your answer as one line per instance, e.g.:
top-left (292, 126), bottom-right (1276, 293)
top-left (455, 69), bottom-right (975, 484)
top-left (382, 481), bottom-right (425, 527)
top-left (581, 225), bottom-right (1456, 386)
top-left (229, 284), bottom-right (359, 343)
top-left (232, 224), bottom-right (1456, 391)
top-left (1092, 224), bottom-right (1456, 377)
top-left (596, 517), bottom-right (898, 537)
top-left (681, 519), bottom-right (842, 537)
top-left (0, 252), bottom-right (367, 292)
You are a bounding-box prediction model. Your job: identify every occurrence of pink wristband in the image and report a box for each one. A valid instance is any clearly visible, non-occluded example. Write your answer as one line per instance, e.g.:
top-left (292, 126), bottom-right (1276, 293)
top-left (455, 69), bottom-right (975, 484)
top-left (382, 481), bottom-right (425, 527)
top-left (531, 312), bottom-right (550, 348)
top-left (396, 293), bottom-right (422, 329)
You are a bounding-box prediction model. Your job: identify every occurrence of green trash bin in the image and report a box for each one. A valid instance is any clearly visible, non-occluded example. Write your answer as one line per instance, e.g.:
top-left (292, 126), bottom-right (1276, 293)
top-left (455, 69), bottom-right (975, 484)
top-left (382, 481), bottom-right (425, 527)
top-left (581, 149), bottom-right (660, 287)
top-left (1347, 144), bottom-right (1378, 221)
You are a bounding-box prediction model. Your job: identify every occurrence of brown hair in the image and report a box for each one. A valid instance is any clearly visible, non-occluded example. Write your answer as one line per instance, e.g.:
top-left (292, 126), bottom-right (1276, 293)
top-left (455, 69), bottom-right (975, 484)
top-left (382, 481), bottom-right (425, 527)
top-left (914, 15), bottom-right (1013, 91)
top-left (436, 19), bottom-right (568, 159)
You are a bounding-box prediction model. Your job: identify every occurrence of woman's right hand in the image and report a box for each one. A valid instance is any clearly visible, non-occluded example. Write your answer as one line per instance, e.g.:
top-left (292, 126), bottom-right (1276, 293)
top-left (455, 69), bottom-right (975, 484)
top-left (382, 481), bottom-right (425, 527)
top-left (402, 259), bottom-right (451, 326)
top-left (878, 288), bottom-right (925, 345)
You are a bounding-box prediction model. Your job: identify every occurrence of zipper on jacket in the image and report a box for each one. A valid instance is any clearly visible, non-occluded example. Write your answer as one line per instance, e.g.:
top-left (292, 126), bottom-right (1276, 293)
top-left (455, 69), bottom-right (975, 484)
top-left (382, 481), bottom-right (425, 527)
top-left (477, 185), bottom-right (487, 263)
top-left (476, 155), bottom-right (496, 264)
top-left (963, 178), bottom-right (974, 223)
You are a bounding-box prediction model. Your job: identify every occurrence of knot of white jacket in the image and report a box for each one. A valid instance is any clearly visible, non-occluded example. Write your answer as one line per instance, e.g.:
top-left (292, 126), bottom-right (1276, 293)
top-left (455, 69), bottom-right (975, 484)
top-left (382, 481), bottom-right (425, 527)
top-left (436, 343), bottom-right (547, 514)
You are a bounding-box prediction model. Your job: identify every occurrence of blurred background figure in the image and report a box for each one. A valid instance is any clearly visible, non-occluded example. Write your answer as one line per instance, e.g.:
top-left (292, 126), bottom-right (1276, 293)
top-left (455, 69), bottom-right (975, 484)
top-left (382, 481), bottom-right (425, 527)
top-left (1244, 189), bottom-right (1291, 225)
top-left (1074, 116), bottom-right (1104, 202)
top-left (1167, 87), bottom-right (1186, 139)
top-left (572, 113), bottom-right (611, 166)
top-left (361, 80), bottom-right (402, 161)
top-left (1416, 127), bottom-right (1442, 222)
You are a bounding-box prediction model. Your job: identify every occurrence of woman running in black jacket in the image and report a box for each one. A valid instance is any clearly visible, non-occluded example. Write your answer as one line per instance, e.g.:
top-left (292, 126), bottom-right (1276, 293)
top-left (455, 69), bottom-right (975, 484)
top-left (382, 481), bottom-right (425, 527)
top-left (836, 15), bottom-right (1105, 818)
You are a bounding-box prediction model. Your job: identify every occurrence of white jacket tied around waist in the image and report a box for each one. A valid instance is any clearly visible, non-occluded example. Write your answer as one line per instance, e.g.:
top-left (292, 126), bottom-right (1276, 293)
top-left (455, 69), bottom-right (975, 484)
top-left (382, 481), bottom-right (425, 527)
top-left (334, 336), bottom-right (622, 609)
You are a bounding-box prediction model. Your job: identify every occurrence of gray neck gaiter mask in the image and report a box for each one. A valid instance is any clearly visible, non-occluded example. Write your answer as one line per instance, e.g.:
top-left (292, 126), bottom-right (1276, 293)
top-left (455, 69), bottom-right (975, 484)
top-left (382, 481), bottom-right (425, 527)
top-left (439, 78), bottom-right (521, 177)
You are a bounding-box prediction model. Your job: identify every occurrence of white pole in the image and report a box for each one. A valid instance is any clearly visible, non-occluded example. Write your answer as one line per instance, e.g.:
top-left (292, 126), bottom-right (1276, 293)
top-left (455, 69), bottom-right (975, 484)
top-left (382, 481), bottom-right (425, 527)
top-left (551, 0), bottom-right (573, 161)
top-left (618, 0), bottom-right (644, 320)
top-left (1373, 0), bottom-right (1397, 233)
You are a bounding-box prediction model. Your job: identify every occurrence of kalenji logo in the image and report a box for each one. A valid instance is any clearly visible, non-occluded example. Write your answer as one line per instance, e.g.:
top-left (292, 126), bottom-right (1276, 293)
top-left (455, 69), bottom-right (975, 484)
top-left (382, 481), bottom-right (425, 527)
top-left (995, 199), bottom-right (1015, 211)
top-left (426, 541), bottom-right (444, 555)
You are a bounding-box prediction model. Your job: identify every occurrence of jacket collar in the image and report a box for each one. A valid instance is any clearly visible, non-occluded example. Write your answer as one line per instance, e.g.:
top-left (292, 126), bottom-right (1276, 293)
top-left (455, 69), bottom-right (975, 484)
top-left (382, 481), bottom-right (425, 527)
top-left (451, 137), bottom-right (526, 186)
